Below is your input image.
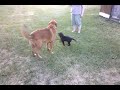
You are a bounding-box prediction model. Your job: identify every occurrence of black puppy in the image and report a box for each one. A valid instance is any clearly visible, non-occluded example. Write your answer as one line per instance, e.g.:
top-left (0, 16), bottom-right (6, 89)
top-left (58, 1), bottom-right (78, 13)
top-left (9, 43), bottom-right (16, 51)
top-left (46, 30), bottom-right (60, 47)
top-left (58, 32), bottom-right (76, 46)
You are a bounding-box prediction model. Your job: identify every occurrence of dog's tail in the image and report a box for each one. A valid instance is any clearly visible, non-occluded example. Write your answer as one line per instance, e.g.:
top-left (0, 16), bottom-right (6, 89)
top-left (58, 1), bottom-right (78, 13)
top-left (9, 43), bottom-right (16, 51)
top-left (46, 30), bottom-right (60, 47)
top-left (21, 25), bottom-right (31, 40)
top-left (72, 38), bottom-right (77, 42)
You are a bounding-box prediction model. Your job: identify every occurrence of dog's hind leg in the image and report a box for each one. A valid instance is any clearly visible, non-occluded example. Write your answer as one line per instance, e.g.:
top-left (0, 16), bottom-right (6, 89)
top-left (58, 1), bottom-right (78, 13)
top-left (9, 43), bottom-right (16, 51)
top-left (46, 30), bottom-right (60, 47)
top-left (33, 49), bottom-right (42, 58)
top-left (31, 43), bottom-right (37, 57)
top-left (36, 40), bottom-right (43, 58)
top-left (32, 40), bottom-right (43, 59)
top-left (32, 47), bottom-right (38, 57)
top-left (37, 54), bottom-right (42, 58)
top-left (68, 41), bottom-right (71, 46)
top-left (32, 51), bottom-right (36, 57)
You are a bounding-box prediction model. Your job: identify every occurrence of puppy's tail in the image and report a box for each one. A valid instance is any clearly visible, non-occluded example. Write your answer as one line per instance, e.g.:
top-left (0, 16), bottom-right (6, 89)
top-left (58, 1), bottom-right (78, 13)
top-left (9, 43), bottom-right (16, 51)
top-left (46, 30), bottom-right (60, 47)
top-left (72, 38), bottom-right (77, 42)
top-left (21, 25), bottom-right (31, 40)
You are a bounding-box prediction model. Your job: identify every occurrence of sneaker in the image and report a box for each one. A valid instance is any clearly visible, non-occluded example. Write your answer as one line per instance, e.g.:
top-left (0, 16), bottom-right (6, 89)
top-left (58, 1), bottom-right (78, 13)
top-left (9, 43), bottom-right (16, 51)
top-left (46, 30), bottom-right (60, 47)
top-left (78, 30), bottom-right (81, 33)
top-left (72, 30), bottom-right (75, 32)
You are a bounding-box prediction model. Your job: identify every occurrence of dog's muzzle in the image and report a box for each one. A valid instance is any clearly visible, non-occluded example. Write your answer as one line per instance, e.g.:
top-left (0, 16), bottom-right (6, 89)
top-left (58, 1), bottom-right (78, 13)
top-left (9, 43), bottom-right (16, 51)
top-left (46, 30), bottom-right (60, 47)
top-left (55, 23), bottom-right (57, 27)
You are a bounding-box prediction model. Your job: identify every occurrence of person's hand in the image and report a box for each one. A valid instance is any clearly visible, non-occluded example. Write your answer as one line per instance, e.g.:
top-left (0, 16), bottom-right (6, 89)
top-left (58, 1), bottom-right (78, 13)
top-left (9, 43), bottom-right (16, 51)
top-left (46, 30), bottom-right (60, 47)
top-left (81, 14), bottom-right (84, 17)
top-left (80, 15), bottom-right (83, 17)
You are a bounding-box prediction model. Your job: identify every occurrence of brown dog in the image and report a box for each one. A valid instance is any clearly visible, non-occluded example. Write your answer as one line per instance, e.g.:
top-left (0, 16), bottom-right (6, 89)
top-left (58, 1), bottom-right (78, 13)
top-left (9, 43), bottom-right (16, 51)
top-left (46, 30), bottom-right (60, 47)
top-left (21, 20), bottom-right (57, 58)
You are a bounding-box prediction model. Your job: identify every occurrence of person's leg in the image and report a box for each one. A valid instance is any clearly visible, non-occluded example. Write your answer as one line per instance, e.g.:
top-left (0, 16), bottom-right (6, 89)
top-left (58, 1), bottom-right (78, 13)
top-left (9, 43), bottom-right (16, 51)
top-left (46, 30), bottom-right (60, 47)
top-left (72, 25), bottom-right (77, 32)
top-left (71, 14), bottom-right (77, 32)
top-left (75, 14), bottom-right (82, 33)
top-left (78, 25), bottom-right (81, 33)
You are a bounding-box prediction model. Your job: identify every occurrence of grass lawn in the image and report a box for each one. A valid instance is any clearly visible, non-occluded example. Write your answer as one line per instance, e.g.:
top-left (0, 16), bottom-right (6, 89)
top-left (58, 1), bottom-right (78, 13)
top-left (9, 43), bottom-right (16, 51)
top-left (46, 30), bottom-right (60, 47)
top-left (0, 5), bottom-right (120, 85)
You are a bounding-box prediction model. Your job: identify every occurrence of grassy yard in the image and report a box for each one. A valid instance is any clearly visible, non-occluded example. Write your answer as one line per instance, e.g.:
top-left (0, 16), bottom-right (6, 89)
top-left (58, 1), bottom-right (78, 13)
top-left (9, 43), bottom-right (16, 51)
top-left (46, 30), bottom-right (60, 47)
top-left (0, 5), bottom-right (120, 85)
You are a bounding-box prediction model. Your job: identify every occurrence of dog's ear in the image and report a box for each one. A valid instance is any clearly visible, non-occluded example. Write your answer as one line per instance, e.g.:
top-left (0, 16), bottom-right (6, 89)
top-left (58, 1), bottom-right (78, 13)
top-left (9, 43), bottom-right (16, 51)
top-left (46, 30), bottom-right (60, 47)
top-left (53, 20), bottom-right (57, 27)
top-left (47, 24), bottom-right (53, 29)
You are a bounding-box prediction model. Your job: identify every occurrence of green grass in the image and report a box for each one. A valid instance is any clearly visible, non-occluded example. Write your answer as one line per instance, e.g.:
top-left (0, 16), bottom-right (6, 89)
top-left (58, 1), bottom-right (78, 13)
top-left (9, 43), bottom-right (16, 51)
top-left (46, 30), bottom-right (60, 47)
top-left (0, 5), bottom-right (120, 85)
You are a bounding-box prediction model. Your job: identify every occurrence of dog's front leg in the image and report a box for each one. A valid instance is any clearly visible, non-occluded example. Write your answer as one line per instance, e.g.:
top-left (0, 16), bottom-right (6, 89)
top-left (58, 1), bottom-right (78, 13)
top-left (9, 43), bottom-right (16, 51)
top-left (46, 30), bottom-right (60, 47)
top-left (62, 41), bottom-right (65, 46)
top-left (49, 42), bottom-right (54, 54)
top-left (47, 42), bottom-right (50, 51)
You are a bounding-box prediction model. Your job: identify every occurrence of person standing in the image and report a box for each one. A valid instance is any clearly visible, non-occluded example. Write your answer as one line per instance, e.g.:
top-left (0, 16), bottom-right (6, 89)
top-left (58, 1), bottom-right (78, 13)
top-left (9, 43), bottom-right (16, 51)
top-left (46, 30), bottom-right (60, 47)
top-left (71, 5), bottom-right (85, 33)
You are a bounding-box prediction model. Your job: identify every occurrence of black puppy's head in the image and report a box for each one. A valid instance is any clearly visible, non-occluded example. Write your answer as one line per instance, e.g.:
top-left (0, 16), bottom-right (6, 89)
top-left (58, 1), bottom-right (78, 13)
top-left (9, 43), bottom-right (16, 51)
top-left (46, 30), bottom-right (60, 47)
top-left (58, 32), bottom-right (64, 38)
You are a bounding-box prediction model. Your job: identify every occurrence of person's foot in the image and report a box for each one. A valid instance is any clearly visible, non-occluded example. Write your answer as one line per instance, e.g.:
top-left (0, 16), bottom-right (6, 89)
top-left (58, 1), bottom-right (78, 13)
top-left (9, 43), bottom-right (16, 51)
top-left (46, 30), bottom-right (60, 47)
top-left (72, 30), bottom-right (75, 32)
top-left (78, 30), bottom-right (81, 33)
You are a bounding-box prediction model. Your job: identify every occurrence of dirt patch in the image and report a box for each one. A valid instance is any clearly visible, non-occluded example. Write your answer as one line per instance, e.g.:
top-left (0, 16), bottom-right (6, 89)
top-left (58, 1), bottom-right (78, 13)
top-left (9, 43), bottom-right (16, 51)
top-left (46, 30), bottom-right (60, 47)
top-left (0, 49), bottom-right (120, 85)
top-left (50, 64), bottom-right (86, 85)
top-left (99, 68), bottom-right (120, 85)
top-left (49, 64), bottom-right (120, 85)
top-left (0, 49), bottom-right (53, 85)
